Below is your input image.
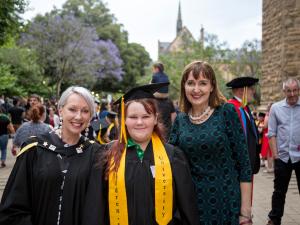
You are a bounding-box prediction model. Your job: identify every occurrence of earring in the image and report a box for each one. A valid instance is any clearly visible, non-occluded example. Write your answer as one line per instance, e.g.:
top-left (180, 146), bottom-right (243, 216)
top-left (55, 117), bottom-right (63, 139)
top-left (59, 117), bottom-right (63, 129)
top-left (85, 126), bottom-right (89, 137)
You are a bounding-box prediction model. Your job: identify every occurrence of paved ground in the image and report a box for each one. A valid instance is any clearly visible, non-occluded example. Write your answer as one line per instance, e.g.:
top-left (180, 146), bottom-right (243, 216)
top-left (252, 167), bottom-right (300, 224)
top-left (1, 139), bottom-right (299, 224)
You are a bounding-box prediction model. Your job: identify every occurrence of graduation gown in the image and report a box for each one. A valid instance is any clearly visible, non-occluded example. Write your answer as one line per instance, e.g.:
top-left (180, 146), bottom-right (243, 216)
top-left (228, 98), bottom-right (260, 174)
top-left (106, 142), bottom-right (199, 225)
top-left (0, 132), bottom-right (107, 225)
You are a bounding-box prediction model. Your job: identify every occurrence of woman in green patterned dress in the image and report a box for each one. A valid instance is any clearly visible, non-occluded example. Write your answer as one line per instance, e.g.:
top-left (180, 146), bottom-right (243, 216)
top-left (169, 61), bottom-right (253, 225)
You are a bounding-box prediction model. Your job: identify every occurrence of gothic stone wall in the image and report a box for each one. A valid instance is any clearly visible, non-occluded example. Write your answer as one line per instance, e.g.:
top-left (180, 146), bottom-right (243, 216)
top-left (261, 0), bottom-right (300, 109)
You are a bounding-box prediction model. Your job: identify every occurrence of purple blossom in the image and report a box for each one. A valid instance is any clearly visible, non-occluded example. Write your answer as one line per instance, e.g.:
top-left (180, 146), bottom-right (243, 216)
top-left (20, 14), bottom-right (123, 86)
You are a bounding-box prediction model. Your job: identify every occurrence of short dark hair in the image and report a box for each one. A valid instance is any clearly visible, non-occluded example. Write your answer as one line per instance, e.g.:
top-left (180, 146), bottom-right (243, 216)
top-left (13, 97), bottom-right (19, 106)
top-left (29, 94), bottom-right (41, 102)
top-left (153, 62), bottom-right (164, 72)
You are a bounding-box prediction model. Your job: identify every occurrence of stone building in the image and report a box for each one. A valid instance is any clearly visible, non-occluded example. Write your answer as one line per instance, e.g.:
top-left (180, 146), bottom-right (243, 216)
top-left (158, 2), bottom-right (204, 57)
top-left (261, 0), bottom-right (300, 109)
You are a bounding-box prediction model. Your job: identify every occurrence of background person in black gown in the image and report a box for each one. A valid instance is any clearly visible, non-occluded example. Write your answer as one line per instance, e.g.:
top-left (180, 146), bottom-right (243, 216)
top-left (102, 83), bottom-right (199, 225)
top-left (0, 86), bottom-right (106, 225)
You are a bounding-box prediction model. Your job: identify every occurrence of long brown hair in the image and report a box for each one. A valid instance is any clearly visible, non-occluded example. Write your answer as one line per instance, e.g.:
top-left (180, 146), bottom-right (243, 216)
top-left (179, 61), bottom-right (227, 113)
top-left (104, 98), bottom-right (164, 179)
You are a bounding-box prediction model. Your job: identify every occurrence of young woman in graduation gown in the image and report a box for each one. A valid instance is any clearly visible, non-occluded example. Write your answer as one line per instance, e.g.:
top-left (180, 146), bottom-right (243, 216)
top-left (0, 86), bottom-right (107, 225)
top-left (102, 83), bottom-right (199, 225)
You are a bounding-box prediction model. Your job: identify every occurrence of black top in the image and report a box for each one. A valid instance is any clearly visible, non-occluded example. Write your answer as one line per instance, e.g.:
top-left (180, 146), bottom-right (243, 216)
top-left (156, 98), bottom-right (175, 140)
top-left (0, 132), bottom-right (107, 225)
top-left (151, 71), bottom-right (170, 93)
top-left (103, 142), bottom-right (199, 225)
top-left (0, 114), bottom-right (10, 135)
top-left (8, 106), bottom-right (24, 125)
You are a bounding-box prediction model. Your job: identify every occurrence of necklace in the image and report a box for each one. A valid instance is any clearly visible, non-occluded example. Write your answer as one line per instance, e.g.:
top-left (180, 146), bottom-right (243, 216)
top-left (55, 128), bottom-right (82, 145)
top-left (188, 106), bottom-right (212, 124)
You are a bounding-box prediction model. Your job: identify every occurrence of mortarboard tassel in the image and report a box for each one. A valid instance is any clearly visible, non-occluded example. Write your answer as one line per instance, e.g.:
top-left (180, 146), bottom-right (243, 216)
top-left (242, 86), bottom-right (248, 107)
top-left (120, 96), bottom-right (127, 144)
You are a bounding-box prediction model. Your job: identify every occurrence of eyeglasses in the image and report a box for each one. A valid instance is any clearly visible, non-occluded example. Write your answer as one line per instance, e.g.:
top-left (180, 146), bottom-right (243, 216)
top-left (285, 89), bottom-right (299, 94)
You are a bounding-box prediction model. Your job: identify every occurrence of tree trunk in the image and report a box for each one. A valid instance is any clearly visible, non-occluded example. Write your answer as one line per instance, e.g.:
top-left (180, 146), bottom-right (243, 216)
top-left (56, 78), bottom-right (63, 99)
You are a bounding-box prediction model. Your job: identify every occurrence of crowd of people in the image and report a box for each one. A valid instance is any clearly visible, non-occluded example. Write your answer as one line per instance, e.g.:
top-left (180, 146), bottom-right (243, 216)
top-left (0, 60), bottom-right (299, 225)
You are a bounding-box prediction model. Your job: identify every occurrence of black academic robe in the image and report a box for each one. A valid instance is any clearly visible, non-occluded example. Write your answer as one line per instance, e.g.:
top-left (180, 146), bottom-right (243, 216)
top-left (105, 142), bottom-right (199, 225)
top-left (0, 132), bottom-right (107, 225)
top-left (228, 98), bottom-right (260, 174)
top-left (244, 106), bottom-right (260, 174)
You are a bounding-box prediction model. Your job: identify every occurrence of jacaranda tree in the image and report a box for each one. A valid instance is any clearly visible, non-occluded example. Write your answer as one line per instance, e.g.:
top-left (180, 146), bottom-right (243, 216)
top-left (20, 13), bottom-right (123, 97)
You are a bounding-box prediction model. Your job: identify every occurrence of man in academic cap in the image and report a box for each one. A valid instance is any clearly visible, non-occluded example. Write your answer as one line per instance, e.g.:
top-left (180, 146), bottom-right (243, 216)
top-left (227, 76), bottom-right (261, 175)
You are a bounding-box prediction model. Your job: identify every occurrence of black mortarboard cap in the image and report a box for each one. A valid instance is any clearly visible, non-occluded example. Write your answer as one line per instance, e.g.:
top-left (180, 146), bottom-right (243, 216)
top-left (113, 82), bottom-right (170, 105)
top-left (226, 77), bottom-right (259, 89)
top-left (91, 119), bottom-right (109, 132)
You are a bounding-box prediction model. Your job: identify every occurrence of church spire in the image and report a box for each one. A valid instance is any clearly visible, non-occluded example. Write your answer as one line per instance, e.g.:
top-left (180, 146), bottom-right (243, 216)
top-left (176, 1), bottom-right (183, 36)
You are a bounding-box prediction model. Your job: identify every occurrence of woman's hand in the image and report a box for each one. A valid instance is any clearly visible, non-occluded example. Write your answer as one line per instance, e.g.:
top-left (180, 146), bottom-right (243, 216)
top-left (239, 214), bottom-right (253, 225)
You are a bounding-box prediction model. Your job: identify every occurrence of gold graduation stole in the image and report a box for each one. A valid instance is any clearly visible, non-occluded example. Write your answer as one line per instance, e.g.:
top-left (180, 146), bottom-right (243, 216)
top-left (108, 132), bottom-right (173, 225)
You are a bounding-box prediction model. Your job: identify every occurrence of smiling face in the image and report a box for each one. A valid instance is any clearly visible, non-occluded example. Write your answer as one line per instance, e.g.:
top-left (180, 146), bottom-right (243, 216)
top-left (125, 101), bottom-right (157, 146)
top-left (59, 93), bottom-right (91, 137)
top-left (184, 72), bottom-right (213, 109)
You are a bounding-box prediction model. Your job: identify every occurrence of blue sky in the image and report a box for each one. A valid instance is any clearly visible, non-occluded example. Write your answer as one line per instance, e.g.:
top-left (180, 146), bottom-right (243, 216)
top-left (23, 0), bottom-right (262, 60)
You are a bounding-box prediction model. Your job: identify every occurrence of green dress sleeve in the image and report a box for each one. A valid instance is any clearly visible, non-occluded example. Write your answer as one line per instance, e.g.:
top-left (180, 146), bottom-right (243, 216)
top-left (168, 113), bottom-right (181, 145)
top-left (222, 103), bottom-right (252, 182)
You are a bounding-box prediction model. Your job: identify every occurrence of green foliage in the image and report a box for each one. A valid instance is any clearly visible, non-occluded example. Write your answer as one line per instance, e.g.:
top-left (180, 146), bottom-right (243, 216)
top-left (145, 35), bottom-right (261, 103)
top-left (0, 64), bottom-right (17, 95)
top-left (154, 33), bottom-right (230, 100)
top-left (225, 39), bottom-right (262, 103)
top-left (0, 46), bottom-right (48, 96)
top-left (118, 43), bottom-right (151, 91)
top-left (0, 0), bottom-right (27, 45)
top-left (227, 39), bottom-right (261, 77)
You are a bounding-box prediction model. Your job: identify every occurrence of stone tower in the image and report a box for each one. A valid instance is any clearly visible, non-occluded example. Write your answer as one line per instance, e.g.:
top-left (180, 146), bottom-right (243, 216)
top-left (176, 2), bottom-right (183, 36)
top-left (261, 0), bottom-right (300, 109)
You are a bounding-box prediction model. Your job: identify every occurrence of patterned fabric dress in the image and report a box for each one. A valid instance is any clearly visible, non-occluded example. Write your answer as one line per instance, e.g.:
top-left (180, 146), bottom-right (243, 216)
top-left (169, 103), bottom-right (252, 225)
